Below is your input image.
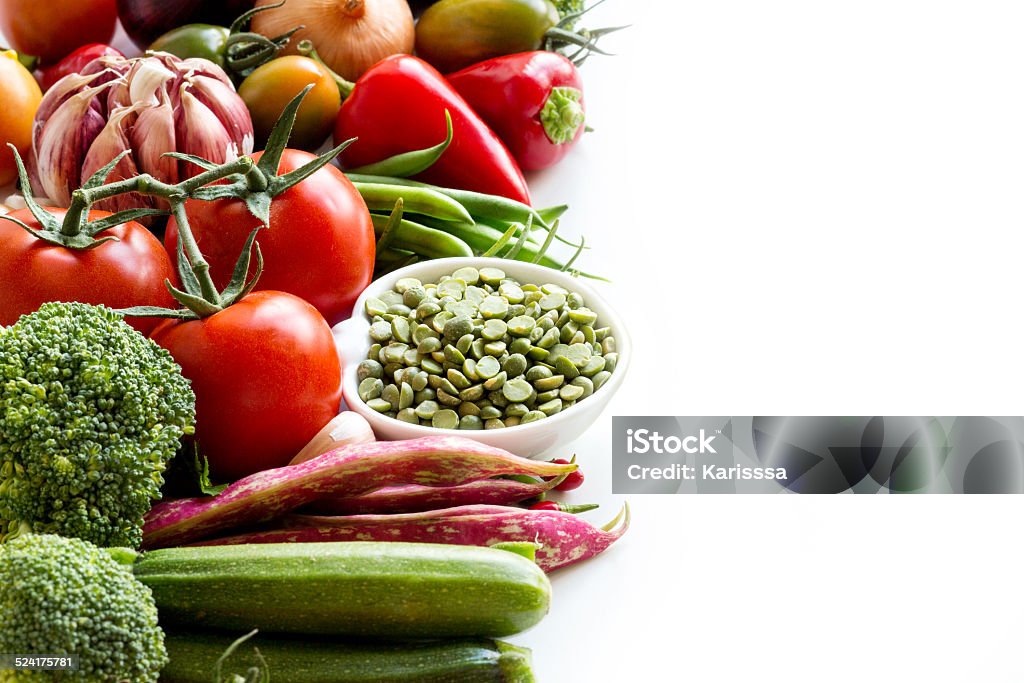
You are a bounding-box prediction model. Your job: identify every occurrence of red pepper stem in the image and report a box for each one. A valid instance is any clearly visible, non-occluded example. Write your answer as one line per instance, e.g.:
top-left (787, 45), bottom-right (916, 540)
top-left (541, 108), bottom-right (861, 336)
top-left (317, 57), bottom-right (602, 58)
top-left (540, 87), bottom-right (586, 145)
top-left (296, 39), bottom-right (355, 98)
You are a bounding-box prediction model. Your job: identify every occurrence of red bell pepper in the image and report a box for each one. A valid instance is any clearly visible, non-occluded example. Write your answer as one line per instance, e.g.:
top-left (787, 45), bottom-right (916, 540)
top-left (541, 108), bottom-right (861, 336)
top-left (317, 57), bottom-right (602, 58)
top-left (38, 43), bottom-right (123, 91)
top-left (333, 54), bottom-right (531, 205)
top-left (448, 51), bottom-right (585, 172)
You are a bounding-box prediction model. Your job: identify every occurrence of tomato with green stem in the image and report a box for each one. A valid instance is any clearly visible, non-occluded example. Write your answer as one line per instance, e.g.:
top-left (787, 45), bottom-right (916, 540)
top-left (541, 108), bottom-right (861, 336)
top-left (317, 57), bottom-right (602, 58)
top-left (164, 147), bottom-right (375, 325)
top-left (149, 290), bottom-right (342, 481)
top-left (0, 151), bottom-right (175, 334)
top-left (0, 207), bottom-right (177, 334)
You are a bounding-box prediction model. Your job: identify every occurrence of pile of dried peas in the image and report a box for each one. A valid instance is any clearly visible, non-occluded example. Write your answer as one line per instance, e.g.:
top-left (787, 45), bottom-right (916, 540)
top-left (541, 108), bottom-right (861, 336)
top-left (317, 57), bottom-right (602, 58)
top-left (357, 266), bottom-right (618, 429)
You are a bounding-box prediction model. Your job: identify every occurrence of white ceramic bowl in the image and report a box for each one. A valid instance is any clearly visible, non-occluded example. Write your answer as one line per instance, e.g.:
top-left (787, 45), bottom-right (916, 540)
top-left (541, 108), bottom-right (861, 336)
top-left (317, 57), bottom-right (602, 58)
top-left (333, 257), bottom-right (630, 458)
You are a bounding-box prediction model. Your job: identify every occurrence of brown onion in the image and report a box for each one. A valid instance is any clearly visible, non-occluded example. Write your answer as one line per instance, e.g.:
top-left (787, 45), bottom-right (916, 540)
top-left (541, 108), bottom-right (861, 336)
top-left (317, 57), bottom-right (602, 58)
top-left (251, 0), bottom-right (414, 81)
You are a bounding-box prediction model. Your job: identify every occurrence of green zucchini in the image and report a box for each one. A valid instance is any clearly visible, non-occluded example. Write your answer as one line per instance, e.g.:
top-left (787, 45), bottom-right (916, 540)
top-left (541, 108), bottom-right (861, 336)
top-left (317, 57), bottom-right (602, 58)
top-left (160, 631), bottom-right (535, 683)
top-left (135, 542), bottom-right (551, 639)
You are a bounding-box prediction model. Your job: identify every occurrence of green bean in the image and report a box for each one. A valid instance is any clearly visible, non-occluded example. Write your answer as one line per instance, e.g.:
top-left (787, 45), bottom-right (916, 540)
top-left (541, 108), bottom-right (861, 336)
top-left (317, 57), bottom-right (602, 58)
top-left (345, 173), bottom-right (551, 227)
top-left (537, 204), bottom-right (569, 224)
top-left (358, 183), bottom-right (473, 225)
top-left (369, 214), bottom-right (473, 259)
top-left (347, 110), bottom-right (453, 177)
top-left (474, 213), bottom-right (585, 251)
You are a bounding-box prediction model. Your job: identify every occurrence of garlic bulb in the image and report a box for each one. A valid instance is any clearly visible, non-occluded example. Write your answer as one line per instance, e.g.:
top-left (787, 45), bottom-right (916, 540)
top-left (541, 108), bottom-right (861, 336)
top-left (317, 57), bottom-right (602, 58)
top-left (31, 53), bottom-right (254, 213)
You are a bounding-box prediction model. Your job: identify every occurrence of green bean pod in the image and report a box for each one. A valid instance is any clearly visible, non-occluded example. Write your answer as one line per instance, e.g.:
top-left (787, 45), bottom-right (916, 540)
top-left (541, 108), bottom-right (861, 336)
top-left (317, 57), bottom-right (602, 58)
top-left (346, 173), bottom-right (550, 227)
top-left (347, 111), bottom-right (454, 178)
top-left (355, 183), bottom-right (474, 226)
top-left (414, 216), bottom-right (583, 273)
top-left (370, 214), bottom-right (474, 259)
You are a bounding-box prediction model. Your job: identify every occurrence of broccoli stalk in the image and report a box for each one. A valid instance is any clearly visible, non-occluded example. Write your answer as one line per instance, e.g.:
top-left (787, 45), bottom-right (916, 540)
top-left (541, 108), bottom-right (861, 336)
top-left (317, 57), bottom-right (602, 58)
top-left (0, 534), bottom-right (167, 682)
top-left (0, 302), bottom-right (195, 548)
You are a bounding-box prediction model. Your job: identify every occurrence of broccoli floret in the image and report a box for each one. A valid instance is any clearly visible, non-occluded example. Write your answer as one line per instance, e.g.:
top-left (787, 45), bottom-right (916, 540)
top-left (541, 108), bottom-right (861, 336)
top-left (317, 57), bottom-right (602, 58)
top-left (551, 0), bottom-right (584, 23)
top-left (0, 302), bottom-right (195, 548)
top-left (0, 534), bottom-right (167, 683)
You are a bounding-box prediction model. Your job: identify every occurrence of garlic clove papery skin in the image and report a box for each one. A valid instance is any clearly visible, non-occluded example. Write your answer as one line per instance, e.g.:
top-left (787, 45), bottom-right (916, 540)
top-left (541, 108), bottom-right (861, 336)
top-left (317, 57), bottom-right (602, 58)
top-left (82, 105), bottom-right (158, 215)
top-left (187, 75), bottom-right (255, 158)
top-left (30, 53), bottom-right (254, 211)
top-left (35, 84), bottom-right (110, 206)
top-left (175, 87), bottom-right (242, 177)
top-left (131, 90), bottom-right (181, 185)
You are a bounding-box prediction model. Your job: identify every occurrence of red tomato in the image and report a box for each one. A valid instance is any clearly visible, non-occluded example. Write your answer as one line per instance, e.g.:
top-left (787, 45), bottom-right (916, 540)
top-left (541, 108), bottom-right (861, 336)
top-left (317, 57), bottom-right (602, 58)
top-left (39, 43), bottom-right (123, 91)
top-left (0, 207), bottom-right (177, 334)
top-left (149, 290), bottom-right (343, 481)
top-left (164, 149), bottom-right (375, 325)
top-left (0, 0), bottom-right (117, 64)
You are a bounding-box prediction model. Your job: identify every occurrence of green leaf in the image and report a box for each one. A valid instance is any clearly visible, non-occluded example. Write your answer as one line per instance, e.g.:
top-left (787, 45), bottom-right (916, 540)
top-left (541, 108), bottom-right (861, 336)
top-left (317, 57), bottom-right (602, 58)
top-left (234, 243), bottom-right (264, 301)
top-left (0, 214), bottom-right (68, 246)
top-left (175, 235), bottom-right (202, 297)
top-left (271, 138), bottom-right (355, 196)
top-left (191, 183), bottom-right (248, 202)
top-left (85, 208), bottom-right (168, 235)
top-left (82, 150), bottom-right (132, 190)
top-left (221, 227), bottom-right (265, 303)
top-left (163, 151), bottom-right (219, 172)
top-left (167, 282), bottom-right (224, 317)
top-left (195, 449), bottom-right (229, 497)
top-left (6, 143), bottom-right (62, 233)
top-left (114, 305), bottom-right (197, 320)
top-left (258, 85), bottom-right (314, 178)
top-left (243, 191), bottom-right (272, 227)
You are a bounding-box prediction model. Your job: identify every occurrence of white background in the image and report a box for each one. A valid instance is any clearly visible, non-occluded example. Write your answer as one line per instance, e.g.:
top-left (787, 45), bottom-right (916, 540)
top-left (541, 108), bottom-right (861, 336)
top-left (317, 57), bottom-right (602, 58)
top-left (521, 1), bottom-right (1024, 681)
top-left (6, 2), bottom-right (1024, 681)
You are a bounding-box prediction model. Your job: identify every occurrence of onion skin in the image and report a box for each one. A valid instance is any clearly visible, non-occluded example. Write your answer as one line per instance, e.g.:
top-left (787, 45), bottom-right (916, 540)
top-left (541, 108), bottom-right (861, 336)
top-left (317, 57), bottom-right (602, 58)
top-left (251, 0), bottom-right (415, 81)
top-left (116, 0), bottom-right (256, 47)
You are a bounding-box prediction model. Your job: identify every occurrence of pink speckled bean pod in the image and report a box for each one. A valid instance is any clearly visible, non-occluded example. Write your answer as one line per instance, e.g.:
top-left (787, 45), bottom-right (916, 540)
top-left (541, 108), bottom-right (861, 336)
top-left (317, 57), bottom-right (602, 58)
top-left (305, 474), bottom-right (567, 515)
top-left (190, 503), bottom-right (631, 572)
top-left (143, 437), bottom-right (575, 549)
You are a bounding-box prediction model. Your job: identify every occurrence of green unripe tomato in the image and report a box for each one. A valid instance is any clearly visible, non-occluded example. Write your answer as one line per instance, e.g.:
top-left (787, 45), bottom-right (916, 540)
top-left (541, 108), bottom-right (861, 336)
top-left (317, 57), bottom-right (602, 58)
top-left (150, 24), bottom-right (231, 68)
top-left (415, 0), bottom-right (561, 73)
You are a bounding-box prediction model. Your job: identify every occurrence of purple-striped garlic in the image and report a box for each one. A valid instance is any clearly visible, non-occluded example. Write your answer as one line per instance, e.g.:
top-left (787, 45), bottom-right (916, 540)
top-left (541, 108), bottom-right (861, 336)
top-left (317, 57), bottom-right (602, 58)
top-left (31, 52), bottom-right (253, 213)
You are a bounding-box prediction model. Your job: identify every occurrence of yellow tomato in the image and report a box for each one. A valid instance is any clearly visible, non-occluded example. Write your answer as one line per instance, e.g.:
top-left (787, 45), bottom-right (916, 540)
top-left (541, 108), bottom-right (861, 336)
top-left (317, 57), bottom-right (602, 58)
top-left (239, 56), bottom-right (341, 152)
top-left (0, 51), bottom-right (42, 187)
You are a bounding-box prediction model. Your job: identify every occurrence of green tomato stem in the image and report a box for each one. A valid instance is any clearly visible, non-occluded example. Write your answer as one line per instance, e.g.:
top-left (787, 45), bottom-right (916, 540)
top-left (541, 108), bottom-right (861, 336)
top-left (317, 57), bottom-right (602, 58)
top-left (296, 40), bottom-right (355, 98)
top-left (61, 156), bottom-right (259, 306)
top-left (169, 199), bottom-right (222, 307)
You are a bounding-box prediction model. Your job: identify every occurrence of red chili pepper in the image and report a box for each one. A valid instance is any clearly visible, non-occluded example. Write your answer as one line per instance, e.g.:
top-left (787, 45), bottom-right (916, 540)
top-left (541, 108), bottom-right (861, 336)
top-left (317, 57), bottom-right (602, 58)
top-left (333, 54), bottom-right (531, 205)
top-left (545, 457), bottom-right (585, 491)
top-left (448, 51), bottom-right (585, 173)
top-left (38, 43), bottom-right (123, 91)
top-left (529, 500), bottom-right (598, 513)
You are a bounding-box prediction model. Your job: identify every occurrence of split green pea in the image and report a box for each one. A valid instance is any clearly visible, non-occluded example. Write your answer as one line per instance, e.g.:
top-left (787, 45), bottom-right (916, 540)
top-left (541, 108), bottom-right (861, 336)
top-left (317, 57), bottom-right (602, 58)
top-left (358, 266), bottom-right (618, 429)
